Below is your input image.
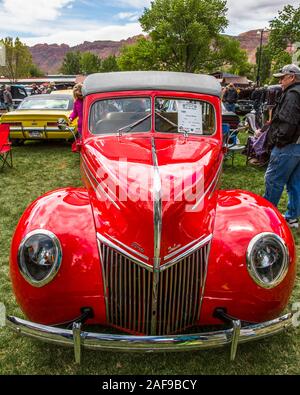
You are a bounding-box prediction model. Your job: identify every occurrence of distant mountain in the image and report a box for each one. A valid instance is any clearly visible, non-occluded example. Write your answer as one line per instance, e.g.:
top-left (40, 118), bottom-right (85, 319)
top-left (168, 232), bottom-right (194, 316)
top-left (29, 36), bottom-right (141, 74)
top-left (234, 29), bottom-right (270, 63)
top-left (29, 30), bottom-right (269, 74)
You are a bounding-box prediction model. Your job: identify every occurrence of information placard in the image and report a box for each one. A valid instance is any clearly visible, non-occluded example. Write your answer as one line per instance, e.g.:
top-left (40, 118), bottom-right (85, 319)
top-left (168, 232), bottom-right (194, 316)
top-left (178, 100), bottom-right (203, 134)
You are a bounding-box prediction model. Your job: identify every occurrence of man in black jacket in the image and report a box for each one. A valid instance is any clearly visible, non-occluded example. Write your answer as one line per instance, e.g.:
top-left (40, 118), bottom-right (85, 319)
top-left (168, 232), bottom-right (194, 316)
top-left (264, 64), bottom-right (300, 229)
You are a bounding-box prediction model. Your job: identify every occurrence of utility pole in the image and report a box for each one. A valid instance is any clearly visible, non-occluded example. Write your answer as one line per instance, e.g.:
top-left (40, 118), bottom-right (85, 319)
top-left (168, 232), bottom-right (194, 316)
top-left (256, 29), bottom-right (264, 87)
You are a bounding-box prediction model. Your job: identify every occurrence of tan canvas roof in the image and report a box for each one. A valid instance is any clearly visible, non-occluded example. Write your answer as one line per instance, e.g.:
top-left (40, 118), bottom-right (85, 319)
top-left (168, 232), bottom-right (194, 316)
top-left (83, 71), bottom-right (222, 97)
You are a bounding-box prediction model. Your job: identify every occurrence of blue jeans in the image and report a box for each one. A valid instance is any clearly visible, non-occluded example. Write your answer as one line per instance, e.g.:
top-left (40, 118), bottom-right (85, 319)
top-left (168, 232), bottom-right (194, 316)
top-left (225, 103), bottom-right (236, 112)
top-left (264, 144), bottom-right (300, 219)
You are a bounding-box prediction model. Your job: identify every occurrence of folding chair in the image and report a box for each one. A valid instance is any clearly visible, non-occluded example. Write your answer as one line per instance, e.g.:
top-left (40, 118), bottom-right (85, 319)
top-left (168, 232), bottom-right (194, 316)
top-left (227, 129), bottom-right (246, 165)
top-left (222, 124), bottom-right (246, 166)
top-left (222, 123), bottom-right (230, 146)
top-left (0, 124), bottom-right (13, 171)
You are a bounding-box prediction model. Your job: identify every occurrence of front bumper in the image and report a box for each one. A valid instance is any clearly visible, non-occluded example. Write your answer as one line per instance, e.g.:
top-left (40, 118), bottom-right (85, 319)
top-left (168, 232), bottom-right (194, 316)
top-left (6, 313), bottom-right (294, 363)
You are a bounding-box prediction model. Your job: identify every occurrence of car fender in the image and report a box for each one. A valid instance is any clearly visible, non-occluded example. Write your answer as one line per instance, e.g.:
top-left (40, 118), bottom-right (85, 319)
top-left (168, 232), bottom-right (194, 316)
top-left (200, 190), bottom-right (296, 324)
top-left (10, 188), bottom-right (106, 325)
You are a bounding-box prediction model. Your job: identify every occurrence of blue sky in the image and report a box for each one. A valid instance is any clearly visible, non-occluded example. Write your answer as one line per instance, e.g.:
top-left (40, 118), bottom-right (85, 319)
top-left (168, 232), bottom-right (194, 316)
top-left (0, 0), bottom-right (298, 47)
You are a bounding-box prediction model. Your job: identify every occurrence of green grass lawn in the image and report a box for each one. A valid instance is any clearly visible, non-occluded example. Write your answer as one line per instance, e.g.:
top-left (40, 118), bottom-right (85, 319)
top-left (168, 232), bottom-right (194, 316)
top-left (0, 139), bottom-right (299, 375)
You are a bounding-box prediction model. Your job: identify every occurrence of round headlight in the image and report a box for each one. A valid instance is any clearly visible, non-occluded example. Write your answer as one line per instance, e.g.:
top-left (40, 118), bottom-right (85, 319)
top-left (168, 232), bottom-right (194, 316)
top-left (18, 230), bottom-right (62, 287)
top-left (247, 232), bottom-right (289, 288)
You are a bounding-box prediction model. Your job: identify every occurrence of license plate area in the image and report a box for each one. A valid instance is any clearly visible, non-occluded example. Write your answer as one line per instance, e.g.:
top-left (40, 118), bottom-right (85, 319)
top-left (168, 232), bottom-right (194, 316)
top-left (29, 130), bottom-right (43, 138)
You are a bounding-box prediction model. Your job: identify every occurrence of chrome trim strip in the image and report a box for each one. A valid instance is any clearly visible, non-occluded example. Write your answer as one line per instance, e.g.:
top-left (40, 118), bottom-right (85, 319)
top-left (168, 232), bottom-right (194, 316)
top-left (6, 313), bottom-right (294, 358)
top-left (108, 235), bottom-right (149, 262)
top-left (9, 127), bottom-right (24, 132)
top-left (98, 242), bottom-right (110, 322)
top-left (151, 137), bottom-right (162, 335)
top-left (151, 137), bottom-right (162, 261)
top-left (97, 233), bottom-right (152, 270)
top-left (164, 234), bottom-right (209, 261)
top-left (96, 232), bottom-right (212, 273)
top-left (161, 234), bottom-right (213, 269)
top-left (17, 229), bottom-right (63, 288)
top-left (9, 127), bottom-right (75, 132)
top-left (198, 241), bottom-right (212, 320)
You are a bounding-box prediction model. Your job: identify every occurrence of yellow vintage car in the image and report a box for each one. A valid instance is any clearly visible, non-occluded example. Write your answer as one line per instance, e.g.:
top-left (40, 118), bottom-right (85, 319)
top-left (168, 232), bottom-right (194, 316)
top-left (0, 93), bottom-right (77, 143)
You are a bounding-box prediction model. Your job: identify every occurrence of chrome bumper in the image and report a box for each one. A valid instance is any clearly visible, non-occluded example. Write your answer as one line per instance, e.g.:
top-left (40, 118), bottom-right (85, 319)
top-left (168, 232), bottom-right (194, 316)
top-left (6, 313), bottom-right (294, 364)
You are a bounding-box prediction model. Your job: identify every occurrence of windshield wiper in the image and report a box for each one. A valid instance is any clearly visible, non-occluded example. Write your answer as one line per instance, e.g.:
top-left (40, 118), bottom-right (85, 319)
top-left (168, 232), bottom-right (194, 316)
top-left (155, 111), bottom-right (178, 129)
top-left (117, 113), bottom-right (151, 136)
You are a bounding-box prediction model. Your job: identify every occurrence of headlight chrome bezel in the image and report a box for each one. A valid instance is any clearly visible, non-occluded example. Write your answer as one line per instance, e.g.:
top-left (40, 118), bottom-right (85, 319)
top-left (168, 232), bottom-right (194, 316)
top-left (247, 232), bottom-right (289, 289)
top-left (18, 229), bottom-right (62, 288)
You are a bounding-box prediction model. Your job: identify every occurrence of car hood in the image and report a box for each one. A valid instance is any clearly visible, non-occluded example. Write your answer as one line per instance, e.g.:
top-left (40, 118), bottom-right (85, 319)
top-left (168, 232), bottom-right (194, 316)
top-left (81, 134), bottom-right (223, 265)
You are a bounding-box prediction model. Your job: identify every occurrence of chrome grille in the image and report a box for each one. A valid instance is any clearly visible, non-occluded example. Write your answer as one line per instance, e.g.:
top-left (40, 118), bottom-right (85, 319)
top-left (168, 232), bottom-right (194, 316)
top-left (100, 241), bottom-right (210, 336)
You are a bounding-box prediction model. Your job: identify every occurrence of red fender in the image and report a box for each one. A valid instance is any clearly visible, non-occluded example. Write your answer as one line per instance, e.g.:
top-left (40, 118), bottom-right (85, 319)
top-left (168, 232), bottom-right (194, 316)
top-left (10, 188), bottom-right (106, 325)
top-left (200, 190), bottom-right (296, 325)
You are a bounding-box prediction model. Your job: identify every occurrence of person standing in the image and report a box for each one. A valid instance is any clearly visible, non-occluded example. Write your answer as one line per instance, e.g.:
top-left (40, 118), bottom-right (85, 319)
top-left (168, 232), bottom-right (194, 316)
top-left (45, 82), bottom-right (56, 94)
top-left (3, 85), bottom-right (13, 112)
top-left (69, 83), bottom-right (84, 138)
top-left (222, 83), bottom-right (238, 112)
top-left (0, 85), bottom-right (5, 111)
top-left (264, 64), bottom-right (300, 229)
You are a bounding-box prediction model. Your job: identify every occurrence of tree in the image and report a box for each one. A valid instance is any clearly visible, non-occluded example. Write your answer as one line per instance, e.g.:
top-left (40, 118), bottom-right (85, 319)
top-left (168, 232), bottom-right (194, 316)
top-left (202, 35), bottom-right (252, 75)
top-left (60, 51), bottom-right (81, 74)
top-left (118, 0), bottom-right (251, 76)
top-left (268, 4), bottom-right (300, 56)
top-left (80, 52), bottom-right (101, 74)
top-left (28, 64), bottom-right (44, 78)
top-left (100, 55), bottom-right (120, 72)
top-left (258, 4), bottom-right (300, 83)
top-left (269, 51), bottom-right (292, 84)
top-left (0, 37), bottom-right (36, 81)
top-left (138, 0), bottom-right (228, 73)
top-left (118, 38), bottom-right (160, 71)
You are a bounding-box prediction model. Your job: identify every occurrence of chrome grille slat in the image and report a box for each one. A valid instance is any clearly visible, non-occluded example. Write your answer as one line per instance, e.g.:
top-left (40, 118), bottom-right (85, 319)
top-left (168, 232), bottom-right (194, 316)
top-left (185, 256), bottom-right (192, 328)
top-left (109, 249), bottom-right (113, 323)
top-left (175, 260), bottom-right (183, 332)
top-left (142, 270), bottom-right (147, 333)
top-left (114, 251), bottom-right (118, 325)
top-left (147, 270), bottom-right (152, 335)
top-left (193, 252), bottom-right (200, 322)
top-left (128, 258), bottom-right (132, 330)
top-left (124, 258), bottom-right (127, 328)
top-left (171, 264), bottom-right (178, 333)
top-left (99, 241), bottom-right (210, 335)
top-left (167, 267), bottom-right (174, 334)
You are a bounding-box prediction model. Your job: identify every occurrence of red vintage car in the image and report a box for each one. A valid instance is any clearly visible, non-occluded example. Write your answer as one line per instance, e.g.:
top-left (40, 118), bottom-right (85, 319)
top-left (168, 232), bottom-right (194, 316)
top-left (6, 72), bottom-right (296, 363)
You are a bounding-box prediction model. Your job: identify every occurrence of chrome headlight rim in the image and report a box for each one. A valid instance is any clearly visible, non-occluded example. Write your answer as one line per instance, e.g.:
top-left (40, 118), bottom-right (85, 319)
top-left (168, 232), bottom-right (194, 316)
top-left (247, 232), bottom-right (289, 289)
top-left (18, 229), bottom-right (62, 288)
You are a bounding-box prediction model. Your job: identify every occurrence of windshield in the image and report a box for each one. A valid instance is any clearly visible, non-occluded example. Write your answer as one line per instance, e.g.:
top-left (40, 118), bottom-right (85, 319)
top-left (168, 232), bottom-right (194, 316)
top-left (89, 96), bottom-right (216, 135)
top-left (155, 98), bottom-right (216, 135)
top-left (19, 98), bottom-right (71, 110)
top-left (89, 98), bottom-right (151, 134)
